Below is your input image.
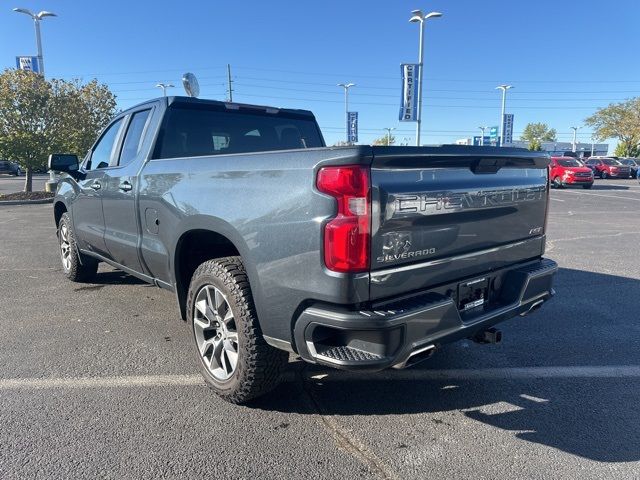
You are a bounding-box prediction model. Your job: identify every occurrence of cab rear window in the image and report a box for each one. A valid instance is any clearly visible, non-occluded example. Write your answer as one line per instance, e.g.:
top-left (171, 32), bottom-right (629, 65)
top-left (154, 106), bottom-right (324, 159)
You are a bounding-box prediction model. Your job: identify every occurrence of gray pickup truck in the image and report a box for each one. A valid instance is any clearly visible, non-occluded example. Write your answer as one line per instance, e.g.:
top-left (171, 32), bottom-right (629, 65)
top-left (49, 96), bottom-right (557, 403)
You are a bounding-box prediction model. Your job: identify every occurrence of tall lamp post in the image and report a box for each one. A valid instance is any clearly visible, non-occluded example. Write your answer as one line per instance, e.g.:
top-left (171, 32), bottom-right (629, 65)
top-left (12, 8), bottom-right (57, 77)
top-left (14, 7), bottom-right (57, 192)
top-left (156, 83), bottom-right (175, 97)
top-left (384, 127), bottom-right (396, 146)
top-left (409, 10), bottom-right (442, 146)
top-left (478, 126), bottom-right (487, 146)
top-left (337, 83), bottom-right (355, 144)
top-left (570, 126), bottom-right (581, 152)
top-left (495, 84), bottom-right (513, 147)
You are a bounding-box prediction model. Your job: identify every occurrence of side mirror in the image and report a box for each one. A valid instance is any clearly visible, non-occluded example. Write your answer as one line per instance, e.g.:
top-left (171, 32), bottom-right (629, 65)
top-left (48, 154), bottom-right (80, 178)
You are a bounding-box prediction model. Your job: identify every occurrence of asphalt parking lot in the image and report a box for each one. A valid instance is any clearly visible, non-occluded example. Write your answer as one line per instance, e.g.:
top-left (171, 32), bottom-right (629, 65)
top-left (1, 178), bottom-right (639, 479)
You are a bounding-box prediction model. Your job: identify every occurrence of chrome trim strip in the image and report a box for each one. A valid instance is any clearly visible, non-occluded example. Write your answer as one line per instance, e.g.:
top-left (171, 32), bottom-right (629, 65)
top-left (371, 237), bottom-right (542, 278)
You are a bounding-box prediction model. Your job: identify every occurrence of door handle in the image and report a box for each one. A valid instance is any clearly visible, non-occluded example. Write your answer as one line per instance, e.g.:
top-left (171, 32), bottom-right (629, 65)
top-left (119, 181), bottom-right (133, 192)
top-left (90, 181), bottom-right (101, 190)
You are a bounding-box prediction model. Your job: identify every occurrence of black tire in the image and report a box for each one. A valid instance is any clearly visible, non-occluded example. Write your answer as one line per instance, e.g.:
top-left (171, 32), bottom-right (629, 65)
top-left (600, 171), bottom-right (608, 179)
top-left (583, 183), bottom-right (593, 189)
top-left (58, 213), bottom-right (98, 282)
top-left (552, 177), bottom-right (563, 189)
top-left (187, 256), bottom-right (288, 404)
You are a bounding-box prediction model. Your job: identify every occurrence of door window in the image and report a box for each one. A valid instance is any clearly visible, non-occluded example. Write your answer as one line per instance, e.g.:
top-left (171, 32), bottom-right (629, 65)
top-left (118, 110), bottom-right (151, 166)
top-left (87, 118), bottom-right (124, 170)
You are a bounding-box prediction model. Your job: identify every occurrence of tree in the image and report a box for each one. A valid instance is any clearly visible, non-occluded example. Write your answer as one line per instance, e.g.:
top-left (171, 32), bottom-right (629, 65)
top-left (528, 139), bottom-right (543, 151)
top-left (520, 123), bottom-right (557, 147)
top-left (585, 98), bottom-right (640, 153)
top-left (0, 70), bottom-right (52, 192)
top-left (49, 79), bottom-right (117, 158)
top-left (372, 134), bottom-right (396, 146)
top-left (614, 141), bottom-right (640, 158)
top-left (0, 69), bottom-right (116, 192)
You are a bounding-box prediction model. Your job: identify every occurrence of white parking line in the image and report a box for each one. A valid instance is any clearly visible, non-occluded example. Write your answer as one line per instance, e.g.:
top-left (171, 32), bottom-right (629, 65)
top-left (560, 190), bottom-right (640, 202)
top-left (1, 365), bottom-right (639, 390)
top-left (0, 374), bottom-right (203, 390)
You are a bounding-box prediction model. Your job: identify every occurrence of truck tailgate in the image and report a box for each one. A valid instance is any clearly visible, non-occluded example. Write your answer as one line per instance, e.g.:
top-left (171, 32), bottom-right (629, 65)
top-left (369, 146), bottom-right (550, 301)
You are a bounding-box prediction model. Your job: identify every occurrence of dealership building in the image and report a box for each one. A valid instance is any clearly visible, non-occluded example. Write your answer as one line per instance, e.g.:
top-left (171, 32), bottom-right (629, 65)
top-left (454, 138), bottom-right (608, 157)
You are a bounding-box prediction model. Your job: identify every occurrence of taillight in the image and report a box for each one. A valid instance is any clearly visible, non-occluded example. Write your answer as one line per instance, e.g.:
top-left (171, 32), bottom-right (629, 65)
top-left (316, 165), bottom-right (370, 273)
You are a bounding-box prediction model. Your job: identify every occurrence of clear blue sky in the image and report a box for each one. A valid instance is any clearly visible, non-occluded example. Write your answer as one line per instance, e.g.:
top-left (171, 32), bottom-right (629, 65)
top-left (2, 0), bottom-right (639, 149)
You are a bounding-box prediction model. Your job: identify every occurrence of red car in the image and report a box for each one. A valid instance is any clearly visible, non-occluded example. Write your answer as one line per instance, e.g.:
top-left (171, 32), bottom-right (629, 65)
top-left (549, 156), bottom-right (594, 189)
top-left (584, 157), bottom-right (631, 179)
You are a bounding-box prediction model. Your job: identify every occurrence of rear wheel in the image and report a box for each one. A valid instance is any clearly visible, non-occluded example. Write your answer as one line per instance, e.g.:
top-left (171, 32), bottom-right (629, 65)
top-left (187, 257), bottom-right (288, 404)
top-left (600, 171), bottom-right (608, 179)
top-left (58, 213), bottom-right (98, 282)
top-left (552, 177), bottom-right (563, 188)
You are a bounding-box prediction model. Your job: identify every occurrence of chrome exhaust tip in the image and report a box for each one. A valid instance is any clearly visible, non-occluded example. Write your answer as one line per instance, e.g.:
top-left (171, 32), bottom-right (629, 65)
top-left (520, 298), bottom-right (545, 317)
top-left (392, 344), bottom-right (436, 369)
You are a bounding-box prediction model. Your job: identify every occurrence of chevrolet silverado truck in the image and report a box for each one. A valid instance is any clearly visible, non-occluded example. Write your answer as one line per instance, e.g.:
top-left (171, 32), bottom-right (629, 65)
top-left (49, 96), bottom-right (557, 403)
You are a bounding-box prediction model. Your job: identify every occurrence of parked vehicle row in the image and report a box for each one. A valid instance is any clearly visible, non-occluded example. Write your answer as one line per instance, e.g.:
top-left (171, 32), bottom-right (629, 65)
top-left (550, 155), bottom-right (640, 189)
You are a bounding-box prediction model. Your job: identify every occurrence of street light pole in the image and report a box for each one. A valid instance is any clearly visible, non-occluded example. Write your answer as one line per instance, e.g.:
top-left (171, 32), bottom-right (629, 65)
top-left (570, 126), bottom-right (580, 152)
top-left (409, 10), bottom-right (442, 146)
top-left (337, 83), bottom-right (355, 144)
top-left (478, 126), bottom-right (487, 146)
top-left (495, 84), bottom-right (513, 147)
top-left (384, 127), bottom-right (396, 146)
top-left (13, 8), bottom-right (57, 77)
top-left (156, 83), bottom-right (175, 97)
top-left (13, 7), bottom-right (57, 193)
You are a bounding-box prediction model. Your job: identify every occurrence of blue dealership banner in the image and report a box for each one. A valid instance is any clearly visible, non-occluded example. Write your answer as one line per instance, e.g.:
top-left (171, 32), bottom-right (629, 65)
top-left (16, 56), bottom-right (40, 74)
top-left (502, 113), bottom-right (514, 144)
top-left (399, 64), bottom-right (420, 121)
top-left (347, 111), bottom-right (358, 143)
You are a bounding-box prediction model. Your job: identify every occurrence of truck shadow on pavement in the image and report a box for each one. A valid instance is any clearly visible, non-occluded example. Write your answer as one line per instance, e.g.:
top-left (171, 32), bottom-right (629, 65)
top-left (254, 267), bottom-right (640, 463)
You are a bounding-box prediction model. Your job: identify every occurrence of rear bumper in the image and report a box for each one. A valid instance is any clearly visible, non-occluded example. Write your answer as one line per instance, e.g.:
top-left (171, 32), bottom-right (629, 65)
top-left (293, 258), bottom-right (557, 371)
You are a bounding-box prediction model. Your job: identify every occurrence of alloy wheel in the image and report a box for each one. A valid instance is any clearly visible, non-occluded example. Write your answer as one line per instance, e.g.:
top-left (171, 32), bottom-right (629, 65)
top-left (193, 285), bottom-right (239, 381)
top-left (59, 224), bottom-right (72, 272)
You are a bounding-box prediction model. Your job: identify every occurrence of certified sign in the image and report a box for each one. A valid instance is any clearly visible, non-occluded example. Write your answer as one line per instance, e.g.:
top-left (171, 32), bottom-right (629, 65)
top-left (15, 56), bottom-right (40, 73)
top-left (399, 64), bottom-right (420, 122)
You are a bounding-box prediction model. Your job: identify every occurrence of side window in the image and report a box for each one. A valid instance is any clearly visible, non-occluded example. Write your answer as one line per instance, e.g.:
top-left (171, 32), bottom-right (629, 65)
top-left (118, 110), bottom-right (151, 166)
top-left (87, 118), bottom-right (124, 170)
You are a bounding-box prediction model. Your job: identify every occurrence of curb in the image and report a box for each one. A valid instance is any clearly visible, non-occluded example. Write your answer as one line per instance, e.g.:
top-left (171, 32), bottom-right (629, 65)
top-left (0, 197), bottom-right (54, 206)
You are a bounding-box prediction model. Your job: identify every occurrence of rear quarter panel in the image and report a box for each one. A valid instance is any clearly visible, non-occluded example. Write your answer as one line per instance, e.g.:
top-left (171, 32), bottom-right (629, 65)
top-left (137, 147), bottom-right (372, 343)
